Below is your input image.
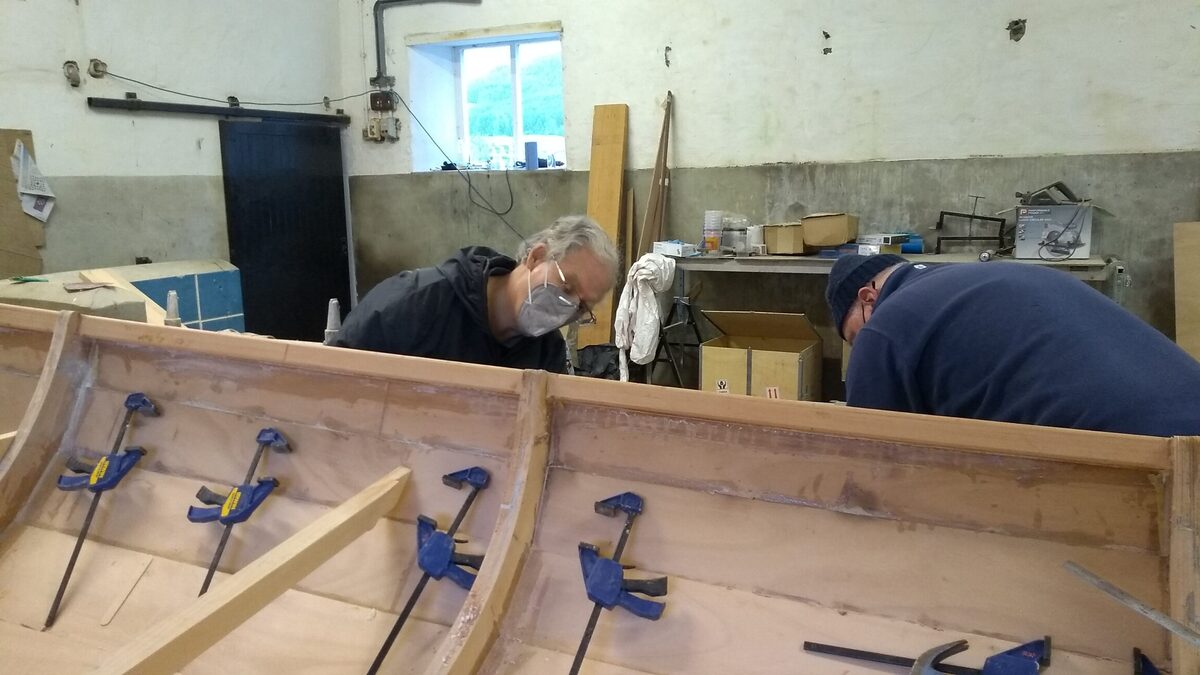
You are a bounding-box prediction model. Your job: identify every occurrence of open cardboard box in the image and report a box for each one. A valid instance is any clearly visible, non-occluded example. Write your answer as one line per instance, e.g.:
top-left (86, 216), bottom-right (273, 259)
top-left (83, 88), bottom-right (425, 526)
top-left (700, 310), bottom-right (822, 400)
top-left (802, 212), bottom-right (859, 247)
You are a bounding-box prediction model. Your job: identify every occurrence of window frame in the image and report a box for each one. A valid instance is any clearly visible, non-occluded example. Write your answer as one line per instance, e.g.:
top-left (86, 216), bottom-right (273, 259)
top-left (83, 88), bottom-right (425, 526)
top-left (453, 35), bottom-right (562, 168)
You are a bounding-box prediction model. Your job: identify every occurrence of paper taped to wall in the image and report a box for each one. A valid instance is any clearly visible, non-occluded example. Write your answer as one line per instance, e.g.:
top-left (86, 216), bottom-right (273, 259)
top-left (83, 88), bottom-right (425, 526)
top-left (10, 140), bottom-right (54, 222)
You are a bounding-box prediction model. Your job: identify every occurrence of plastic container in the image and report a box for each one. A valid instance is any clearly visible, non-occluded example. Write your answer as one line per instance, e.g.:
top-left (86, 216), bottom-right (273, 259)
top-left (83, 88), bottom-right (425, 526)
top-left (721, 228), bottom-right (748, 255)
top-left (747, 225), bottom-right (765, 252)
top-left (703, 210), bottom-right (723, 252)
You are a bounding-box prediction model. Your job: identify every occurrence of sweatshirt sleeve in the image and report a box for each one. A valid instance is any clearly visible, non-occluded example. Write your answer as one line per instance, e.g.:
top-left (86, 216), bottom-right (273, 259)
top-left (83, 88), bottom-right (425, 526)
top-left (334, 274), bottom-right (429, 355)
top-left (844, 327), bottom-right (921, 413)
top-left (539, 335), bottom-right (569, 374)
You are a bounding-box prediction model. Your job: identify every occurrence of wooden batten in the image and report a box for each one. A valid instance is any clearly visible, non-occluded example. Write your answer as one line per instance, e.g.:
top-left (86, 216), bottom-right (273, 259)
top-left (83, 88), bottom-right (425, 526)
top-left (551, 401), bottom-right (1163, 551)
top-left (430, 370), bottom-right (551, 675)
top-left (0, 303), bottom-right (58, 333)
top-left (94, 465), bottom-right (413, 674)
top-left (0, 310), bottom-right (85, 529)
top-left (1170, 436), bottom-right (1200, 673)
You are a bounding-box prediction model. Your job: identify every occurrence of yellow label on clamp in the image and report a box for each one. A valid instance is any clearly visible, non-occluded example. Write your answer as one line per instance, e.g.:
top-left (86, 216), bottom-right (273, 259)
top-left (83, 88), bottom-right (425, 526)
top-left (221, 487), bottom-right (242, 518)
top-left (89, 456), bottom-right (110, 486)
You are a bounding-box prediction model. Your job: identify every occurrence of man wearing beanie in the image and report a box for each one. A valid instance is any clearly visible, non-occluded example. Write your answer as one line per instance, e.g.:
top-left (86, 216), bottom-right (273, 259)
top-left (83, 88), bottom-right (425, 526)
top-left (825, 255), bottom-right (1200, 437)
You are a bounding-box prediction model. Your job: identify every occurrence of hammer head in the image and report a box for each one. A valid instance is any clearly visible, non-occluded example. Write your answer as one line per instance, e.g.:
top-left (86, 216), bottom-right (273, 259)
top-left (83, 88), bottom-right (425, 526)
top-left (912, 640), bottom-right (969, 675)
top-left (442, 466), bottom-right (490, 490)
top-left (124, 393), bottom-right (158, 416)
top-left (256, 427), bottom-right (292, 453)
top-left (594, 492), bottom-right (644, 518)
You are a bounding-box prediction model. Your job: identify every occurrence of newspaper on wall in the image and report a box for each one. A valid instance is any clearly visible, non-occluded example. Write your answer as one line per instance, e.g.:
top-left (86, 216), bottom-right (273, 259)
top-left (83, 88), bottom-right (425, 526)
top-left (10, 139), bottom-right (54, 222)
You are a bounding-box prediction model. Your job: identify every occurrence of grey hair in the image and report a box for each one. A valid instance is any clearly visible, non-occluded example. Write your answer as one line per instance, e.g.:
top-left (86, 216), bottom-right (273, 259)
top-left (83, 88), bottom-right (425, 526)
top-left (517, 215), bottom-right (621, 282)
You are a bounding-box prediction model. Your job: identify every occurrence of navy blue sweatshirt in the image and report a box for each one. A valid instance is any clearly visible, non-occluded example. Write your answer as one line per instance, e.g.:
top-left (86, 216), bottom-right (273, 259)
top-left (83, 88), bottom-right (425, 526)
top-left (847, 262), bottom-right (1200, 437)
top-left (334, 247), bottom-right (567, 373)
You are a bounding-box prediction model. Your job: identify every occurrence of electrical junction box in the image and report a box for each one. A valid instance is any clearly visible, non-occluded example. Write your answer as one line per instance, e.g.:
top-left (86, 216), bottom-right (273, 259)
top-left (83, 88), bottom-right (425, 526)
top-left (1015, 204), bottom-right (1093, 260)
top-left (369, 91), bottom-right (395, 112)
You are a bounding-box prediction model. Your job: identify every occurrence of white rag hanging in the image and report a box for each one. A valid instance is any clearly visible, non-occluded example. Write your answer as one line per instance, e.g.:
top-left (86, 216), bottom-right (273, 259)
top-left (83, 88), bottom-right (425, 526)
top-left (613, 253), bottom-right (676, 382)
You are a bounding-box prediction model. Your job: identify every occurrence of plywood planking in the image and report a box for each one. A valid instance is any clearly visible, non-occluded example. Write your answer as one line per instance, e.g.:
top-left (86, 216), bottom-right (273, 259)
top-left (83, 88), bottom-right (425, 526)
top-left (71, 386), bottom-right (510, 517)
top-left (0, 526), bottom-right (447, 674)
top-left (578, 104), bottom-right (628, 348)
top-left (482, 641), bottom-right (656, 675)
top-left (95, 465), bottom-right (412, 673)
top-left (488, 550), bottom-right (1131, 675)
top-left (76, 312), bottom-right (523, 396)
top-left (548, 376), bottom-right (1172, 470)
top-left (0, 327), bottom-right (52, 374)
top-left (0, 617), bottom-right (104, 675)
top-left (530, 469), bottom-right (1165, 662)
top-left (89, 340), bottom-right (519, 455)
top-left (552, 402), bottom-right (1161, 551)
top-left (27, 465), bottom-right (491, 624)
top-left (91, 341), bottom-right (391, 434)
top-left (1174, 222), bottom-right (1200, 359)
top-left (1170, 437), bottom-right (1200, 673)
top-left (0, 374), bottom-right (37, 432)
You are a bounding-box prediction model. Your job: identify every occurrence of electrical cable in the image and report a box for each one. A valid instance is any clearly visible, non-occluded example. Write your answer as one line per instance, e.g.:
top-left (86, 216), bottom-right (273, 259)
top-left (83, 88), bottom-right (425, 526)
top-left (105, 71), bottom-right (375, 107)
top-left (100, 68), bottom-right (527, 242)
top-left (1037, 202), bottom-right (1087, 262)
top-left (387, 90), bottom-right (527, 243)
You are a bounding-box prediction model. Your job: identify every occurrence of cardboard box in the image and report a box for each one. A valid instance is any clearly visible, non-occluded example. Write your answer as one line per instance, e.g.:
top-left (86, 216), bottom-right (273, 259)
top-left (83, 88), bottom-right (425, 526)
top-left (857, 243), bottom-right (902, 256)
top-left (652, 240), bottom-right (698, 257)
top-left (802, 212), bottom-right (859, 247)
top-left (763, 222), bottom-right (804, 255)
top-left (700, 310), bottom-right (822, 401)
top-left (1014, 204), bottom-right (1093, 260)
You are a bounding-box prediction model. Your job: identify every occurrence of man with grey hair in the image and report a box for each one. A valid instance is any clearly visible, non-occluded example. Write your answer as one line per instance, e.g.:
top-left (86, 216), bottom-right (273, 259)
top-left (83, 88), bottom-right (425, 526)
top-left (335, 215), bottom-right (620, 373)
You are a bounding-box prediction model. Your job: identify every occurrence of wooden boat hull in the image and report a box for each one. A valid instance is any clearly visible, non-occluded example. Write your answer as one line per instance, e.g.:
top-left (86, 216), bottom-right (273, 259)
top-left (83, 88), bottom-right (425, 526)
top-left (0, 303), bottom-right (1195, 674)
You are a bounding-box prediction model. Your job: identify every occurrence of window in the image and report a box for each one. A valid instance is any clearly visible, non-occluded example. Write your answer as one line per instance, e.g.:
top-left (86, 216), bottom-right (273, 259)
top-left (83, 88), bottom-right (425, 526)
top-left (457, 38), bottom-right (565, 169)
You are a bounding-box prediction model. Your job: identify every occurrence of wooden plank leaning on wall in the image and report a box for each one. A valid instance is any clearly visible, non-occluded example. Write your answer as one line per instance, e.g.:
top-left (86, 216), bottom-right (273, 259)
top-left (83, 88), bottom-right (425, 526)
top-left (1174, 222), bottom-right (1200, 360)
top-left (578, 104), bottom-right (628, 348)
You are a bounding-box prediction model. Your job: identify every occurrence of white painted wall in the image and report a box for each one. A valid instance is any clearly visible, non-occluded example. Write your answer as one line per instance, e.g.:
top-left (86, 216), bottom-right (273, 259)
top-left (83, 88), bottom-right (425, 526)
top-left (0, 0), bottom-right (343, 177)
top-left (343, 0), bottom-right (1200, 175)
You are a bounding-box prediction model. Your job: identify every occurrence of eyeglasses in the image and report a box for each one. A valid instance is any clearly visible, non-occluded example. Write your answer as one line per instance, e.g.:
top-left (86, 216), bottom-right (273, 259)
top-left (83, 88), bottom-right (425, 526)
top-left (550, 260), bottom-right (596, 325)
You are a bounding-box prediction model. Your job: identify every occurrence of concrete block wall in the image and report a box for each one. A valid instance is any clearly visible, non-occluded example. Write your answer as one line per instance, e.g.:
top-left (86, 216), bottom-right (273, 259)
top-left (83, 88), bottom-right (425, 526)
top-left (350, 151), bottom-right (1200, 348)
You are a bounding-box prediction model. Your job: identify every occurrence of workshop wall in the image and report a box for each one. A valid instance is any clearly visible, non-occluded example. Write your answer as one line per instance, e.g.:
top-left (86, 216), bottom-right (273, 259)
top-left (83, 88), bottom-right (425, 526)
top-left (346, 0), bottom-right (1200, 351)
top-left (343, 0), bottom-right (1200, 174)
top-left (352, 152), bottom-right (1200, 346)
top-left (0, 0), bottom-right (344, 270)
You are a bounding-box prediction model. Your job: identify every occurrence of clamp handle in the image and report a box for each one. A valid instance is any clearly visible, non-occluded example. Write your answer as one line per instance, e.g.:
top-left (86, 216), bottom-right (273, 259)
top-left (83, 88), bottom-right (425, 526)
top-left (56, 447), bottom-right (146, 493)
top-left (416, 515), bottom-right (481, 590)
top-left (442, 466), bottom-right (490, 491)
top-left (256, 427), bottom-right (292, 453)
top-left (187, 477), bottom-right (279, 525)
top-left (980, 636), bottom-right (1050, 674)
top-left (124, 393), bottom-right (159, 416)
top-left (577, 543), bottom-right (666, 621)
top-left (594, 491), bottom-right (643, 518)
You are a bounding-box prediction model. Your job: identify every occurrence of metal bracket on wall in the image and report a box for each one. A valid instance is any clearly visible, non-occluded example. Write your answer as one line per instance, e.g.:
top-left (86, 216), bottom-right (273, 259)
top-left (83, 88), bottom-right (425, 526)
top-left (87, 96), bottom-right (351, 126)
